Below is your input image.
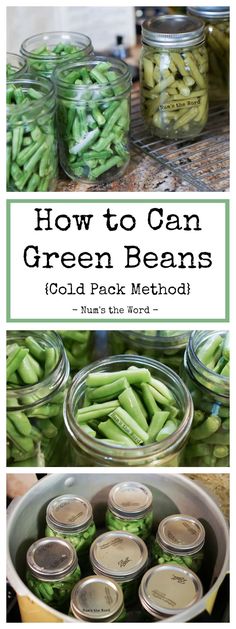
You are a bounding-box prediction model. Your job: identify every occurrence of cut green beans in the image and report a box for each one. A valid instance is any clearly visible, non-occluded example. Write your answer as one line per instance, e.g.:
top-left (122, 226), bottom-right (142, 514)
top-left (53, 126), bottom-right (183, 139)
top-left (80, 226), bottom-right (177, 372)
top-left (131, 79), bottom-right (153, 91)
top-left (7, 332), bottom-right (69, 467)
top-left (7, 78), bottom-right (57, 191)
top-left (151, 539), bottom-right (204, 574)
top-left (26, 564), bottom-right (81, 612)
top-left (106, 509), bottom-right (153, 540)
top-left (59, 330), bottom-right (93, 372)
top-left (54, 57), bottom-right (131, 182)
top-left (182, 331), bottom-right (229, 467)
top-left (140, 17), bottom-right (208, 139)
top-left (109, 331), bottom-right (189, 375)
top-left (74, 365), bottom-right (183, 448)
top-left (20, 32), bottom-right (93, 77)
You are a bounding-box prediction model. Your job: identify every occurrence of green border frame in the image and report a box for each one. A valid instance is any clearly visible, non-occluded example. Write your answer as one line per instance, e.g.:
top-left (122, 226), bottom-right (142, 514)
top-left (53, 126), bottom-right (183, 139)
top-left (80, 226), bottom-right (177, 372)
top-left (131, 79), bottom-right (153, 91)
top-left (6, 199), bottom-right (229, 323)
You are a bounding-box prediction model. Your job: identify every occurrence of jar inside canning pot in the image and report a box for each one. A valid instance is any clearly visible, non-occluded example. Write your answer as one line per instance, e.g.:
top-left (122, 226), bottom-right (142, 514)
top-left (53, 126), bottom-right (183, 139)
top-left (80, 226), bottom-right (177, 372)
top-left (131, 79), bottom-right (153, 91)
top-left (45, 494), bottom-right (96, 555)
top-left (108, 330), bottom-right (190, 374)
top-left (26, 537), bottom-right (81, 611)
top-left (140, 14), bottom-right (208, 139)
top-left (139, 563), bottom-right (203, 619)
top-left (6, 52), bottom-right (27, 78)
top-left (20, 31), bottom-right (94, 77)
top-left (152, 514), bottom-right (205, 573)
top-left (54, 56), bottom-right (132, 184)
top-left (187, 6), bottom-right (229, 101)
top-left (90, 531), bottom-right (148, 605)
top-left (106, 481), bottom-right (153, 539)
top-left (70, 575), bottom-right (125, 622)
top-left (7, 331), bottom-right (70, 467)
top-left (6, 76), bottom-right (58, 192)
top-left (64, 354), bottom-right (193, 467)
top-left (181, 331), bottom-right (229, 467)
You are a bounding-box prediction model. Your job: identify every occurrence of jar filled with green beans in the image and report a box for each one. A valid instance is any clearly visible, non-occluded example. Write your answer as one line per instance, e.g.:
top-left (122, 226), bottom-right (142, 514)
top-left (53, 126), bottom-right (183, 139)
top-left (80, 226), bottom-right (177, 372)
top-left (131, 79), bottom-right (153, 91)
top-left (181, 331), bottom-right (229, 467)
top-left (20, 31), bottom-right (93, 78)
top-left (108, 331), bottom-right (190, 375)
top-left (26, 537), bottom-right (81, 612)
top-left (90, 531), bottom-right (148, 605)
top-left (187, 6), bottom-right (229, 101)
top-left (6, 76), bottom-right (57, 191)
top-left (151, 514), bottom-right (205, 573)
top-left (45, 494), bottom-right (96, 556)
top-left (6, 52), bottom-right (27, 79)
top-left (64, 354), bottom-right (193, 467)
top-left (59, 331), bottom-right (94, 373)
top-left (70, 576), bottom-right (126, 622)
top-left (54, 56), bottom-right (132, 183)
top-left (7, 331), bottom-right (70, 467)
top-left (106, 481), bottom-right (153, 540)
top-left (140, 15), bottom-right (208, 139)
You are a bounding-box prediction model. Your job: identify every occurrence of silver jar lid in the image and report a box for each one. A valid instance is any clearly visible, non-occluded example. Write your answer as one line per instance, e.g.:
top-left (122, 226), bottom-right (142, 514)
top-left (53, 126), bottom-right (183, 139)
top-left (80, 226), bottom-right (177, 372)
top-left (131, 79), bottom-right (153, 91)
top-left (139, 564), bottom-right (203, 618)
top-left (46, 494), bottom-right (93, 534)
top-left (187, 7), bottom-right (229, 20)
top-left (142, 15), bottom-right (205, 48)
top-left (156, 515), bottom-right (205, 556)
top-left (90, 531), bottom-right (148, 582)
top-left (108, 481), bottom-right (153, 520)
top-left (70, 575), bottom-right (124, 622)
top-left (27, 537), bottom-right (78, 582)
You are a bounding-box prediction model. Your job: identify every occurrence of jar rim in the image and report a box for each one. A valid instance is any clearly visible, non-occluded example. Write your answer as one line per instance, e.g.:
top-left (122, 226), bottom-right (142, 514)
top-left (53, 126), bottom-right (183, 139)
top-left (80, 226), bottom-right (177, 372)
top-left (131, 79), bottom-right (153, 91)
top-left (6, 52), bottom-right (27, 76)
top-left (64, 353), bottom-right (193, 463)
top-left (156, 514), bottom-right (205, 555)
top-left (46, 494), bottom-right (93, 533)
top-left (142, 14), bottom-right (206, 48)
top-left (6, 75), bottom-right (55, 119)
top-left (111, 330), bottom-right (190, 350)
top-left (20, 31), bottom-right (93, 61)
top-left (187, 6), bottom-right (230, 20)
top-left (7, 331), bottom-right (69, 410)
top-left (27, 537), bottom-right (78, 581)
top-left (54, 55), bottom-right (132, 97)
top-left (108, 481), bottom-right (153, 519)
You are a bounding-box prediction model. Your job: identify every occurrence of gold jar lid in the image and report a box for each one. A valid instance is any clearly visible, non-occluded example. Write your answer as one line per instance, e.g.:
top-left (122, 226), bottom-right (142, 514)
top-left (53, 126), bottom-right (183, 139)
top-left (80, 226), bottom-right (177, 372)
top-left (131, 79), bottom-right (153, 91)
top-left (139, 564), bottom-right (203, 618)
top-left (90, 531), bottom-right (148, 582)
top-left (156, 514), bottom-right (205, 556)
top-left (108, 481), bottom-right (153, 520)
top-left (70, 575), bottom-right (124, 622)
top-left (142, 15), bottom-right (205, 48)
top-left (46, 494), bottom-right (93, 534)
top-left (27, 537), bottom-right (78, 581)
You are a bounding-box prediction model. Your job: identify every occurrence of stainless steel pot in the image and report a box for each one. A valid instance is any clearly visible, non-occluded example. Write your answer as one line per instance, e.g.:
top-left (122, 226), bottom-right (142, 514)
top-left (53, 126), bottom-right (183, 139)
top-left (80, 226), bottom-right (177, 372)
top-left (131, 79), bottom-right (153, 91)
top-left (7, 473), bottom-right (229, 622)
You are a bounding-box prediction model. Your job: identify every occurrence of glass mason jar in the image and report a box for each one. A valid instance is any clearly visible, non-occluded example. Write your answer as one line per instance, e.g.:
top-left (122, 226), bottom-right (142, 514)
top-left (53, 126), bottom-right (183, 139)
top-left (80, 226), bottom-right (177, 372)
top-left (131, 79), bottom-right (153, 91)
top-left (59, 330), bottom-right (95, 373)
top-left (6, 52), bottom-right (27, 79)
top-left (187, 6), bottom-right (229, 101)
top-left (6, 76), bottom-right (58, 192)
top-left (54, 56), bottom-right (132, 183)
top-left (64, 354), bottom-right (193, 467)
top-left (181, 331), bottom-right (229, 467)
top-left (140, 14), bottom-right (208, 140)
top-left (7, 331), bottom-right (70, 467)
top-left (139, 564), bottom-right (203, 619)
top-left (90, 531), bottom-right (148, 606)
top-left (70, 575), bottom-right (126, 622)
top-left (20, 31), bottom-right (93, 78)
top-left (45, 494), bottom-right (96, 556)
top-left (105, 481), bottom-right (153, 540)
top-left (151, 514), bottom-right (205, 573)
top-left (26, 537), bottom-right (81, 612)
top-left (108, 330), bottom-right (190, 374)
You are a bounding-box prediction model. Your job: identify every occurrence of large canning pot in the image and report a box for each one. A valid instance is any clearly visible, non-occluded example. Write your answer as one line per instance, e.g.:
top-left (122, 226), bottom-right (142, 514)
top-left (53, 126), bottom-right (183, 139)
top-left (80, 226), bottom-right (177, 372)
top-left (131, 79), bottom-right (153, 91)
top-left (7, 473), bottom-right (228, 622)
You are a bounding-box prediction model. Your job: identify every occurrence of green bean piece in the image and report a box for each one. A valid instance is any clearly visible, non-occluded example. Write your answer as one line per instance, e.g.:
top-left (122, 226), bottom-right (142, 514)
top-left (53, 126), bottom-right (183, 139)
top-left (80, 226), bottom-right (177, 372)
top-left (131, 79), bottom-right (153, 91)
top-left (26, 564), bottom-right (81, 611)
top-left (56, 60), bottom-right (130, 181)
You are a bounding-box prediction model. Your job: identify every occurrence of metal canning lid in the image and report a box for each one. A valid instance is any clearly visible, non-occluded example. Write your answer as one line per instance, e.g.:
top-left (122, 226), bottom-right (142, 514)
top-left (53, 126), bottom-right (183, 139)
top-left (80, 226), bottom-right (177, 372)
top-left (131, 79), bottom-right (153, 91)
top-left (139, 564), bottom-right (203, 617)
top-left (187, 7), bottom-right (229, 20)
top-left (90, 531), bottom-right (148, 582)
top-left (142, 15), bottom-right (205, 48)
top-left (70, 575), bottom-right (124, 622)
top-left (156, 515), bottom-right (205, 556)
top-left (27, 537), bottom-right (78, 581)
top-left (108, 481), bottom-right (153, 520)
top-left (46, 494), bottom-right (93, 534)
